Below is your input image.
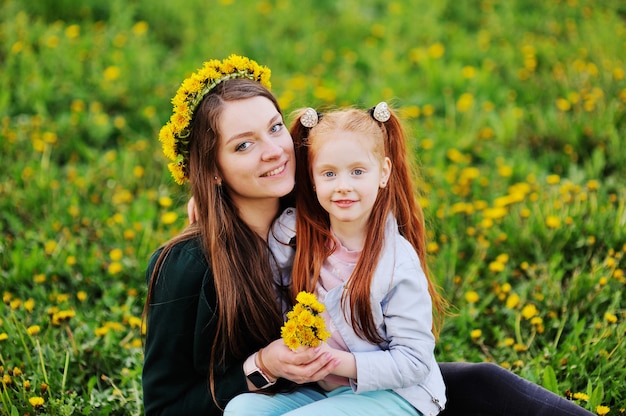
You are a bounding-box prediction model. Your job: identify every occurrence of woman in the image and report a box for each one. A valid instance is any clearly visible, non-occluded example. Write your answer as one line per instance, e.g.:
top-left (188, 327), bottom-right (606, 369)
top-left (143, 54), bottom-right (593, 416)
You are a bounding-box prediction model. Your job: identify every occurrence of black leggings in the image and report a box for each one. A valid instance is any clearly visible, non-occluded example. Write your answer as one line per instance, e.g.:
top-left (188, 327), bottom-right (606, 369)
top-left (439, 362), bottom-right (594, 416)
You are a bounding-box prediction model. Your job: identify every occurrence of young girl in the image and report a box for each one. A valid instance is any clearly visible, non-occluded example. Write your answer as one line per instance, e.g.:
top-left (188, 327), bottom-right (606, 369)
top-left (224, 104), bottom-right (447, 416)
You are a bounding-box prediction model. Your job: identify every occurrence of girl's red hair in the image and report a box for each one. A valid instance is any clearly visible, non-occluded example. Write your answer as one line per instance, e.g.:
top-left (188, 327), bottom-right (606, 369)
top-left (291, 107), bottom-right (447, 343)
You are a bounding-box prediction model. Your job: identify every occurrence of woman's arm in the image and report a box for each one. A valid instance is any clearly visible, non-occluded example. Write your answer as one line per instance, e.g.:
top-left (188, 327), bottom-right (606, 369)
top-left (143, 240), bottom-right (247, 415)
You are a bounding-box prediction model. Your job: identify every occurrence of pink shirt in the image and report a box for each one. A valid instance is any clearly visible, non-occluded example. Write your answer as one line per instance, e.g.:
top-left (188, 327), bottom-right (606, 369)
top-left (316, 237), bottom-right (359, 388)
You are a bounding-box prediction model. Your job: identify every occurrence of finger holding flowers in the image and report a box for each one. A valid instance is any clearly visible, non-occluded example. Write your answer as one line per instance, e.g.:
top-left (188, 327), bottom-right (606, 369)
top-left (259, 339), bottom-right (339, 384)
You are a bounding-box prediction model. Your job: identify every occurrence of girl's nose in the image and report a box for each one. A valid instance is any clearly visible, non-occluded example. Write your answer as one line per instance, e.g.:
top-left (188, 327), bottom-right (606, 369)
top-left (335, 175), bottom-right (352, 192)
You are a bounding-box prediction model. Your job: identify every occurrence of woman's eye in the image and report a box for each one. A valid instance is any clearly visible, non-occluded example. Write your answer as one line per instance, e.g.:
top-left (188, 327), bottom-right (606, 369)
top-left (235, 141), bottom-right (252, 151)
top-left (270, 122), bottom-right (284, 133)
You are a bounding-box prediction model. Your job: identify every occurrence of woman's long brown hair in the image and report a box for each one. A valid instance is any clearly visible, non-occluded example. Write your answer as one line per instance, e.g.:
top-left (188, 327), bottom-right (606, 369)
top-left (290, 108), bottom-right (447, 344)
top-left (143, 79), bottom-right (293, 405)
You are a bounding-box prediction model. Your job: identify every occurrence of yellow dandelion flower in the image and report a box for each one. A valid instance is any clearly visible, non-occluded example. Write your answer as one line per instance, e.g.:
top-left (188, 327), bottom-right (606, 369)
top-left (555, 98), bottom-right (571, 112)
top-left (506, 293), bottom-right (520, 309)
top-left (596, 405), bottom-right (610, 416)
top-left (489, 261), bottom-right (505, 273)
top-left (428, 42), bottom-right (445, 59)
top-left (29, 396), bottom-right (45, 408)
top-left (161, 211), bottom-right (178, 225)
top-left (521, 304), bottom-right (538, 320)
top-left (95, 327), bottom-right (110, 337)
top-left (24, 298), bottom-right (35, 312)
top-left (132, 21), bottom-right (148, 35)
top-left (27, 325), bottom-right (41, 336)
top-left (456, 93), bottom-right (474, 113)
top-left (44, 240), bottom-right (57, 255)
top-left (168, 162), bottom-right (186, 185)
top-left (103, 66), bottom-right (120, 81)
top-left (128, 316), bottom-right (142, 328)
top-left (51, 309), bottom-right (76, 326)
top-left (483, 207), bottom-right (508, 220)
top-left (427, 242), bottom-right (439, 253)
top-left (105, 321), bottom-right (125, 331)
top-left (465, 291), bottom-right (480, 304)
top-left (159, 124), bottom-right (177, 161)
top-left (284, 335), bottom-right (300, 350)
top-left (170, 108), bottom-right (191, 133)
top-left (108, 262), bottom-right (123, 275)
top-left (605, 312), bottom-right (618, 324)
top-left (282, 292), bottom-right (329, 351)
top-left (109, 248), bottom-right (123, 261)
top-left (513, 343), bottom-right (527, 352)
top-left (545, 216), bottom-right (561, 229)
top-left (0, 333), bottom-right (8, 341)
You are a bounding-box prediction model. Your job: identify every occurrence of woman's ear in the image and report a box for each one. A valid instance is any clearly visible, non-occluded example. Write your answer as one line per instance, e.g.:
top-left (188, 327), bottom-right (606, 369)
top-left (187, 197), bottom-right (197, 224)
top-left (380, 157), bottom-right (392, 188)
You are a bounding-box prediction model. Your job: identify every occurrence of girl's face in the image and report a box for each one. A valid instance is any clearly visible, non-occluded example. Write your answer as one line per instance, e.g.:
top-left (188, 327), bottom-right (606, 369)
top-left (216, 96), bottom-right (295, 211)
top-left (311, 130), bottom-right (391, 235)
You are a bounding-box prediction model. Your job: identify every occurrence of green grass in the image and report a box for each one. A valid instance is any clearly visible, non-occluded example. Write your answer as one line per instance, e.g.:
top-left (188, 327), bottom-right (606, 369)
top-left (1, 0), bottom-right (624, 414)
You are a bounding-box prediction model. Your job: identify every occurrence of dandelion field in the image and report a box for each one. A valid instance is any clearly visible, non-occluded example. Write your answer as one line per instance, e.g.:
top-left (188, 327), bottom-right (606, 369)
top-left (1, 0), bottom-right (624, 414)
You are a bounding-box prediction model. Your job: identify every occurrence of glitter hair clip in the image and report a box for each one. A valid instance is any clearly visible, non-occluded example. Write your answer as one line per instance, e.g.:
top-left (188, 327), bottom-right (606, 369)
top-left (370, 102), bottom-right (390, 123)
top-left (300, 108), bottom-right (320, 128)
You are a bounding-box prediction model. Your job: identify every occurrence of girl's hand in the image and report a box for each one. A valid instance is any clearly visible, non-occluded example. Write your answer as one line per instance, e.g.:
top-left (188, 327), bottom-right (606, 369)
top-left (262, 339), bottom-right (340, 384)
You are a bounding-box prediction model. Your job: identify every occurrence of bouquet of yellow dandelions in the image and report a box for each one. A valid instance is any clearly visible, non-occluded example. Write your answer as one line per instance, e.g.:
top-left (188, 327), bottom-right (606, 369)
top-left (281, 291), bottom-right (330, 351)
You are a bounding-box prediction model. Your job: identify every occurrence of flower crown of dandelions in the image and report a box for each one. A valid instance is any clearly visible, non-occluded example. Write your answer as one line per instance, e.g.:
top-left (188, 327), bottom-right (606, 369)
top-left (159, 54), bottom-right (272, 184)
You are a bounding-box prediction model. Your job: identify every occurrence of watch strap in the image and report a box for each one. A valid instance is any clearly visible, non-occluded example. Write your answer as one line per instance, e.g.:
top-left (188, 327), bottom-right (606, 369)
top-left (243, 352), bottom-right (276, 389)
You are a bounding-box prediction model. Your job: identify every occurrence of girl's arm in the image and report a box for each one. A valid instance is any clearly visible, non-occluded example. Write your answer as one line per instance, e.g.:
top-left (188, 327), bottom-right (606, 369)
top-left (323, 239), bottom-right (437, 392)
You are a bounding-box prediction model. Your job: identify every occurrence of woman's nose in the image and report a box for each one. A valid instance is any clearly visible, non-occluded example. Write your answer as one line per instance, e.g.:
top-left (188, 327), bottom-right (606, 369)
top-left (261, 137), bottom-right (283, 160)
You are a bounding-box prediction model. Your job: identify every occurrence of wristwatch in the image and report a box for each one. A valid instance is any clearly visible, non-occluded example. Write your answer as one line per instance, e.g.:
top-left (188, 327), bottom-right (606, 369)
top-left (243, 352), bottom-right (276, 389)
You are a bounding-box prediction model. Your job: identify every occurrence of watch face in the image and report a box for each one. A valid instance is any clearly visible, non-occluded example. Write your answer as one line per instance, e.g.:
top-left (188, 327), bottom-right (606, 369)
top-left (247, 370), bottom-right (269, 388)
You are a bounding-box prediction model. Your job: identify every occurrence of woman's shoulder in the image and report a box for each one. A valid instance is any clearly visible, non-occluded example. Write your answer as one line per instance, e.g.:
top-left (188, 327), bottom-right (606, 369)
top-left (147, 236), bottom-right (211, 297)
top-left (149, 237), bottom-right (207, 267)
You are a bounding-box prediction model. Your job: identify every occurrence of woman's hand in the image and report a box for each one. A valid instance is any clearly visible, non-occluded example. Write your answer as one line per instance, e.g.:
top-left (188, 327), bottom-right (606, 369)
top-left (262, 339), bottom-right (340, 384)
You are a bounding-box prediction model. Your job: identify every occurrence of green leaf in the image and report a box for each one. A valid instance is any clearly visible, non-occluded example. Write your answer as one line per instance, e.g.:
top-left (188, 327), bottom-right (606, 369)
top-left (542, 365), bottom-right (559, 394)
top-left (589, 380), bottom-right (604, 410)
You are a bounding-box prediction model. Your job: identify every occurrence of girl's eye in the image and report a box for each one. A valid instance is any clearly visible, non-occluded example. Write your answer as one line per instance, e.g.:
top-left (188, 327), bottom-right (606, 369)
top-left (235, 141), bottom-right (252, 152)
top-left (322, 171), bottom-right (335, 178)
top-left (353, 169), bottom-right (364, 175)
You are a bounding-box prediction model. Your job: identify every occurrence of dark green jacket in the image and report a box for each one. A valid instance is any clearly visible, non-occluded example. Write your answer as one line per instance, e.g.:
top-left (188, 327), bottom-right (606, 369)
top-left (142, 237), bottom-right (248, 415)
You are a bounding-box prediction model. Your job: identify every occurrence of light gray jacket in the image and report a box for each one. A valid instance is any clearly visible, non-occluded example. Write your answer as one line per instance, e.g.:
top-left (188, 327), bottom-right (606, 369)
top-left (270, 209), bottom-right (446, 416)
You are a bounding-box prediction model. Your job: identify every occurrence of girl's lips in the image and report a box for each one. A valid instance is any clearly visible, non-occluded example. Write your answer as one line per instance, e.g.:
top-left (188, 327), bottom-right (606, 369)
top-left (333, 200), bottom-right (356, 208)
top-left (261, 162), bottom-right (286, 177)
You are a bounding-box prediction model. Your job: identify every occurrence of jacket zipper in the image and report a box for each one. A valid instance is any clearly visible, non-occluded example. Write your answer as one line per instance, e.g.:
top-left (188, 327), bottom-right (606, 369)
top-left (418, 384), bottom-right (444, 412)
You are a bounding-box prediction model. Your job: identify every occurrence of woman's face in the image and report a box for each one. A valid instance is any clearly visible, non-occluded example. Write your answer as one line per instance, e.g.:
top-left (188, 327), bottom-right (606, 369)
top-left (216, 96), bottom-right (295, 210)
